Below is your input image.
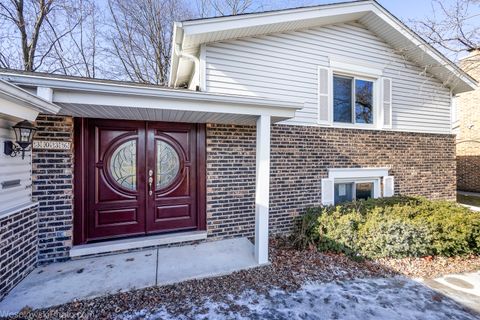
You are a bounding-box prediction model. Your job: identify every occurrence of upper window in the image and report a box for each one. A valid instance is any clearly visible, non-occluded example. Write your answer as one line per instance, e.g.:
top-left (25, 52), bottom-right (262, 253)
top-left (333, 75), bottom-right (374, 124)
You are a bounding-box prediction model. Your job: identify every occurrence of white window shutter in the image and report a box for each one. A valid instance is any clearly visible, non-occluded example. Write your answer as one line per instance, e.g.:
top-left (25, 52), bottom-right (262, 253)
top-left (383, 176), bottom-right (394, 197)
top-left (318, 66), bottom-right (332, 123)
top-left (382, 77), bottom-right (392, 128)
top-left (321, 178), bottom-right (335, 206)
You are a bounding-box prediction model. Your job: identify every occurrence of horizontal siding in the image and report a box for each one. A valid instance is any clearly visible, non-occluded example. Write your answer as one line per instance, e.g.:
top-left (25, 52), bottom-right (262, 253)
top-left (205, 22), bottom-right (452, 133)
top-left (0, 117), bottom-right (32, 213)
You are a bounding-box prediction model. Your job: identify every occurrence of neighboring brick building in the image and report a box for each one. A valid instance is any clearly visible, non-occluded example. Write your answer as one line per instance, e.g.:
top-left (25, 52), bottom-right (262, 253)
top-left (455, 49), bottom-right (480, 192)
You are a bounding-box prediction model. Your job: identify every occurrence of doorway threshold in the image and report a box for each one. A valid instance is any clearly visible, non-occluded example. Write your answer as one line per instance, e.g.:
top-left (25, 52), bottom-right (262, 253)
top-left (69, 230), bottom-right (208, 258)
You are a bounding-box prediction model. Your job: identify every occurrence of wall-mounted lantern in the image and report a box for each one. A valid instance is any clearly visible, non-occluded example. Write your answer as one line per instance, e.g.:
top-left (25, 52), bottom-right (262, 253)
top-left (3, 120), bottom-right (37, 159)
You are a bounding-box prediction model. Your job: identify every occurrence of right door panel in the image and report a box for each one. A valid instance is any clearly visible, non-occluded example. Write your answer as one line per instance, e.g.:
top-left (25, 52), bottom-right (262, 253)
top-left (145, 122), bottom-right (198, 233)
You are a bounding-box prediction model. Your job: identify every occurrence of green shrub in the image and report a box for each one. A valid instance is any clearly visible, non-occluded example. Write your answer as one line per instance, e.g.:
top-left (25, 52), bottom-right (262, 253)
top-left (317, 206), bottom-right (363, 257)
top-left (291, 207), bottom-right (320, 250)
top-left (292, 196), bottom-right (480, 259)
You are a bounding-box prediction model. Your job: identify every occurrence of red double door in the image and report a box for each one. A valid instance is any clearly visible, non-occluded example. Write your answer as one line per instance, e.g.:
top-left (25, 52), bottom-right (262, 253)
top-left (79, 119), bottom-right (205, 243)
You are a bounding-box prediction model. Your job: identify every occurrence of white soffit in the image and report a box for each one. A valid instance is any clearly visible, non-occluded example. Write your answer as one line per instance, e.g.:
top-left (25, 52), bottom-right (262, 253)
top-left (170, 0), bottom-right (477, 94)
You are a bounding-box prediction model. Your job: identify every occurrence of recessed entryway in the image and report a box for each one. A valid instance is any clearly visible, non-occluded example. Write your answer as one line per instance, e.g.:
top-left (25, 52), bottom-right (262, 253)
top-left (73, 119), bottom-right (206, 245)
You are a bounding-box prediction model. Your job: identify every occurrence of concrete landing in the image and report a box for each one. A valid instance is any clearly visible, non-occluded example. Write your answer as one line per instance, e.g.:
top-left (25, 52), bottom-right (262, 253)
top-left (421, 271), bottom-right (480, 314)
top-left (0, 237), bottom-right (258, 314)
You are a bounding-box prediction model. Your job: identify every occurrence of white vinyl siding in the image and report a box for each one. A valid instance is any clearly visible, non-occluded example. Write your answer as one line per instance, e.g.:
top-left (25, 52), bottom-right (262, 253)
top-left (204, 22), bottom-right (452, 133)
top-left (0, 117), bottom-right (33, 215)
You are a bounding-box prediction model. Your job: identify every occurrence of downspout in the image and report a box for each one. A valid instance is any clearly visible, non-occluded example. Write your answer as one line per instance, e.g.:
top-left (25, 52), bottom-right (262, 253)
top-left (174, 44), bottom-right (201, 91)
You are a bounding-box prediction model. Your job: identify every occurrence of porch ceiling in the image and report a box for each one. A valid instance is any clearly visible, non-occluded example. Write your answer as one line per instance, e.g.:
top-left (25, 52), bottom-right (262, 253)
top-left (57, 102), bottom-right (262, 125)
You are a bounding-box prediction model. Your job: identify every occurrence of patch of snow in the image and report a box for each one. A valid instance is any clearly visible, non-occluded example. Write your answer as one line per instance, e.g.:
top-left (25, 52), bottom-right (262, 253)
top-left (119, 277), bottom-right (479, 320)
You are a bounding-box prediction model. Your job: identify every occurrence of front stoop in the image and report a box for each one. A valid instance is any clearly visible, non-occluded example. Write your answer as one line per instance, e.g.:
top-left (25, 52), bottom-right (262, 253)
top-left (69, 230), bottom-right (208, 258)
top-left (0, 238), bottom-right (259, 314)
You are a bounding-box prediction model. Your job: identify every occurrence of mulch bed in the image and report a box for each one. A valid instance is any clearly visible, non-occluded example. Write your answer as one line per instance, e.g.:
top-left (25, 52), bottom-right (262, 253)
top-left (6, 238), bottom-right (480, 320)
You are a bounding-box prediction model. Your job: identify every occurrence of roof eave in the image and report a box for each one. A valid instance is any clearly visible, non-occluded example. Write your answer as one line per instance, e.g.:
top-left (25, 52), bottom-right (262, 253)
top-left (0, 71), bottom-right (302, 120)
top-left (170, 0), bottom-right (476, 94)
top-left (0, 80), bottom-right (60, 115)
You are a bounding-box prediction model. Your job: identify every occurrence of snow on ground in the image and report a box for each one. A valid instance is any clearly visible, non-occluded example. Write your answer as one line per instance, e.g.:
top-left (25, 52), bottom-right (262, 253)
top-left (120, 277), bottom-right (479, 320)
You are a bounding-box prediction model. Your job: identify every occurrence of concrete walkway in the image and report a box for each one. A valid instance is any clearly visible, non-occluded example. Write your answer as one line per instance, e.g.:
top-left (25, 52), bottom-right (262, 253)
top-left (421, 271), bottom-right (480, 314)
top-left (0, 237), bottom-right (258, 314)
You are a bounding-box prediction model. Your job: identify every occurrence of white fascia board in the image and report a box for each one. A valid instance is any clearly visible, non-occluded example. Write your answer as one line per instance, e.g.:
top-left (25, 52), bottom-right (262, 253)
top-left (328, 167), bottom-right (390, 179)
top-left (0, 73), bottom-right (301, 116)
top-left (0, 80), bottom-right (60, 116)
top-left (181, 1), bottom-right (372, 35)
top-left (370, 5), bottom-right (477, 93)
top-left (0, 96), bottom-right (39, 121)
top-left (53, 90), bottom-right (299, 118)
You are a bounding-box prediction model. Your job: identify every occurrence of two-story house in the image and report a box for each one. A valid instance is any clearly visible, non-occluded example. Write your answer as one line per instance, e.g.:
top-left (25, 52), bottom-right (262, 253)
top-left (0, 0), bottom-right (476, 302)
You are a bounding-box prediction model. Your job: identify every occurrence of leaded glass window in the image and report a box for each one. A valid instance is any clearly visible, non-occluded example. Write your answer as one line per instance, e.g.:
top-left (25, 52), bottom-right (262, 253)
top-left (110, 140), bottom-right (136, 190)
top-left (156, 140), bottom-right (180, 189)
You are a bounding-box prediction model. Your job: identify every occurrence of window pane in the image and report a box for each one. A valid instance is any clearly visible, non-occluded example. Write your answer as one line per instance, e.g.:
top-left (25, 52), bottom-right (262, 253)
top-left (156, 140), bottom-right (180, 189)
top-left (334, 183), bottom-right (354, 204)
top-left (110, 140), bottom-right (136, 191)
top-left (355, 79), bottom-right (373, 124)
top-left (333, 76), bottom-right (353, 123)
top-left (356, 182), bottom-right (373, 201)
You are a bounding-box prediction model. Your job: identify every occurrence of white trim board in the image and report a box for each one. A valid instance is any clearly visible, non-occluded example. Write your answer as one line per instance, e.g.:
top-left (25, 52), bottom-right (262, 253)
top-left (0, 201), bottom-right (39, 220)
top-left (328, 167), bottom-right (390, 179)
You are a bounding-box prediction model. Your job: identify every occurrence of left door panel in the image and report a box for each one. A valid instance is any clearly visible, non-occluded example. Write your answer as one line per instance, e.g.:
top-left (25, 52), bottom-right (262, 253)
top-left (87, 120), bottom-right (146, 241)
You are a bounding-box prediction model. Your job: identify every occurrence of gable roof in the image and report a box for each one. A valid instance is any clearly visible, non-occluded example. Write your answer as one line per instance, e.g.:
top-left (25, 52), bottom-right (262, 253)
top-left (169, 0), bottom-right (477, 94)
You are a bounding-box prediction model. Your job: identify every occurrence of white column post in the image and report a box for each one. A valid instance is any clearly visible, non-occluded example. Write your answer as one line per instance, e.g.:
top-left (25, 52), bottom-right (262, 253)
top-left (255, 114), bottom-right (271, 264)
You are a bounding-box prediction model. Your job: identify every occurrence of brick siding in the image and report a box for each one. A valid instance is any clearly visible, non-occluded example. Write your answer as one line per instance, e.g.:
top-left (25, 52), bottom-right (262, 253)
top-left (457, 156), bottom-right (480, 192)
top-left (29, 118), bottom-right (455, 261)
top-left (207, 124), bottom-right (456, 238)
top-left (32, 115), bottom-right (74, 264)
top-left (0, 205), bottom-right (38, 300)
top-left (206, 124), bottom-right (256, 239)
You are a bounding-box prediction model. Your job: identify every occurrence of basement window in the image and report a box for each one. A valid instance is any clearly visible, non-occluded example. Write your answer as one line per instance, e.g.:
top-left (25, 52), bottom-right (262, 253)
top-left (334, 181), bottom-right (375, 204)
top-left (321, 168), bottom-right (394, 206)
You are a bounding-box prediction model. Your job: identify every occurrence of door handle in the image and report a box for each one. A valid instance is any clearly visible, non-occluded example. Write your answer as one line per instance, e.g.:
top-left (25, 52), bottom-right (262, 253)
top-left (148, 169), bottom-right (153, 196)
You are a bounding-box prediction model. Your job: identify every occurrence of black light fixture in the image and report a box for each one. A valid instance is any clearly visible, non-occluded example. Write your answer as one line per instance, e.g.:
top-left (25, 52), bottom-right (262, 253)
top-left (4, 120), bottom-right (37, 159)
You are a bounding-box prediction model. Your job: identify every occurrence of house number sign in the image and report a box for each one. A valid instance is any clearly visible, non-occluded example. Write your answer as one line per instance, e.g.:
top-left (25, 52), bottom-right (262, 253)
top-left (33, 141), bottom-right (71, 150)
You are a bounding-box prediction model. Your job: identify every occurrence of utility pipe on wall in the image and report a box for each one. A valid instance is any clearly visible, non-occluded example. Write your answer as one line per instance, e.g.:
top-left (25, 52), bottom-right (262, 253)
top-left (174, 44), bottom-right (200, 91)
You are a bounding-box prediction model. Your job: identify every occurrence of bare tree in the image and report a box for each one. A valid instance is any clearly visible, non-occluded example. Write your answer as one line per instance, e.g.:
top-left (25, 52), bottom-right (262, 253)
top-left (106, 0), bottom-right (191, 85)
top-left (0, 0), bottom-right (87, 72)
top-left (50, 0), bottom-right (101, 77)
top-left (412, 0), bottom-right (480, 62)
top-left (209, 0), bottom-right (255, 16)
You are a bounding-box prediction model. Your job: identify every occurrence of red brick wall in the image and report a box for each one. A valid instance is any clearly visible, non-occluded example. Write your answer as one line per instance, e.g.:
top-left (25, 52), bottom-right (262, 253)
top-left (0, 204), bottom-right (38, 300)
top-left (30, 119), bottom-right (456, 263)
top-left (206, 124), bottom-right (456, 238)
top-left (32, 115), bottom-right (74, 264)
top-left (457, 156), bottom-right (480, 192)
top-left (206, 124), bottom-right (256, 239)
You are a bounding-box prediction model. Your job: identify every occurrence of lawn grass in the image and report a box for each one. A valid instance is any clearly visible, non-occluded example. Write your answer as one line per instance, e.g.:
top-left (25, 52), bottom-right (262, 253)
top-left (457, 193), bottom-right (480, 207)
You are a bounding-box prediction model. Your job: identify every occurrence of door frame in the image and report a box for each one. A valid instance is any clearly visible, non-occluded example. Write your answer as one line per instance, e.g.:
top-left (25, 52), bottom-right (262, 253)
top-left (73, 118), bottom-right (206, 245)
